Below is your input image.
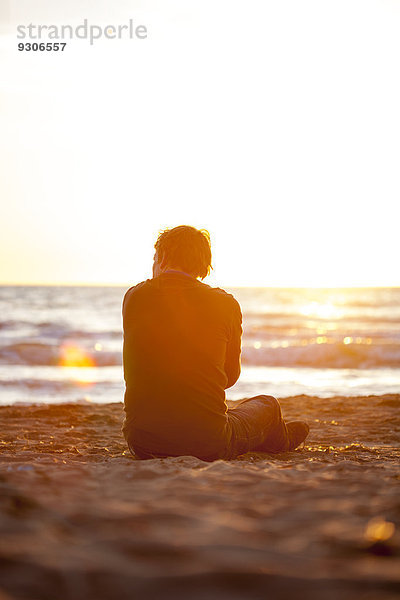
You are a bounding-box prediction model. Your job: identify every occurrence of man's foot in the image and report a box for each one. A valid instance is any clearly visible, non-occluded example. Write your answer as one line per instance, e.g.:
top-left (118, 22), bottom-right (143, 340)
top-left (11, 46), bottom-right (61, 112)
top-left (286, 421), bottom-right (309, 450)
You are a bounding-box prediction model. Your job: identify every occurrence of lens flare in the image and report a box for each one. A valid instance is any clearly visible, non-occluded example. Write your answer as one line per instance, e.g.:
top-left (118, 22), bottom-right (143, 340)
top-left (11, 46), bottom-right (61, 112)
top-left (59, 344), bottom-right (95, 368)
top-left (59, 343), bottom-right (95, 386)
top-left (365, 517), bottom-right (395, 543)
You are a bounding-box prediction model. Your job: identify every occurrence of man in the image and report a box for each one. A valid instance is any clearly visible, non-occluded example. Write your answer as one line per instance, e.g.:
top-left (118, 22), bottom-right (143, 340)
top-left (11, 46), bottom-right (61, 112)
top-left (122, 225), bottom-right (309, 460)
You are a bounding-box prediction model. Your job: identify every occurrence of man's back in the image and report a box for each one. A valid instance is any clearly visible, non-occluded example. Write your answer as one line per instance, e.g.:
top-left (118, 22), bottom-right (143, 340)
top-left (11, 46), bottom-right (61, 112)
top-left (122, 271), bottom-right (242, 457)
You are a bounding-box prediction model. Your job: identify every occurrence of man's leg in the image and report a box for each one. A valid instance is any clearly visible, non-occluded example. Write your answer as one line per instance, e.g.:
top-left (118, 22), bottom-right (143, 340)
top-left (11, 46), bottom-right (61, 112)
top-left (127, 440), bottom-right (161, 459)
top-left (224, 395), bottom-right (303, 458)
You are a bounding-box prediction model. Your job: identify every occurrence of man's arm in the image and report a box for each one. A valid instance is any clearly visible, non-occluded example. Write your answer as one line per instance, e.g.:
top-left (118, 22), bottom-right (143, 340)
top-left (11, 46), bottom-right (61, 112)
top-left (224, 299), bottom-right (242, 389)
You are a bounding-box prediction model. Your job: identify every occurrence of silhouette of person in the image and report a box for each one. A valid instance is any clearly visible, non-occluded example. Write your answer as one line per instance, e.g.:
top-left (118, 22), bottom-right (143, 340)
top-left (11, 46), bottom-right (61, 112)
top-left (122, 225), bottom-right (309, 460)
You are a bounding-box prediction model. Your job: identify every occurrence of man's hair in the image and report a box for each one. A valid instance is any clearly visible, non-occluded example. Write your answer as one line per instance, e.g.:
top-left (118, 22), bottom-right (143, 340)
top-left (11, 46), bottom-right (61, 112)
top-left (155, 225), bottom-right (212, 280)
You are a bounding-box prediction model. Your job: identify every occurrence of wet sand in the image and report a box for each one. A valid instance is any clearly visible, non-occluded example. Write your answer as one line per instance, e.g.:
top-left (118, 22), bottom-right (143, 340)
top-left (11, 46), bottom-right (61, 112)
top-left (1, 395), bottom-right (399, 600)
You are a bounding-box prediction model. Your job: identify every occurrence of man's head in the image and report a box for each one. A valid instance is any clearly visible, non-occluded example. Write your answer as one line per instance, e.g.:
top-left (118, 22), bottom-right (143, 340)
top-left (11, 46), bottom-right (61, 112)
top-left (153, 225), bottom-right (212, 280)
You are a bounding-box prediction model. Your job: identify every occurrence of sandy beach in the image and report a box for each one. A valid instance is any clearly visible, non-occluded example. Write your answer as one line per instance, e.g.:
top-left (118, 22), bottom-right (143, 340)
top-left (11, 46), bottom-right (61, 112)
top-left (1, 395), bottom-right (399, 600)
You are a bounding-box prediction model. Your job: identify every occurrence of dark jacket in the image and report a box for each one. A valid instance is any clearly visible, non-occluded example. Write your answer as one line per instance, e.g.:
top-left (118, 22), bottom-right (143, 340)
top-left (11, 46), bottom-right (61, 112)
top-left (122, 271), bottom-right (242, 458)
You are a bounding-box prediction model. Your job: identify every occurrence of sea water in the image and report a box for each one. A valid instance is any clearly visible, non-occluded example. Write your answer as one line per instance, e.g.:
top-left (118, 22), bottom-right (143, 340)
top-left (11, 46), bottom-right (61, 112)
top-left (0, 285), bottom-right (399, 405)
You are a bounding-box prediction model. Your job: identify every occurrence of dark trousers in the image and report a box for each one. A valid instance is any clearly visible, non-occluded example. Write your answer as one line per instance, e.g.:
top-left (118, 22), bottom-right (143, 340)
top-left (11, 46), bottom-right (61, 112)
top-left (221, 395), bottom-right (290, 459)
top-left (128, 395), bottom-right (290, 461)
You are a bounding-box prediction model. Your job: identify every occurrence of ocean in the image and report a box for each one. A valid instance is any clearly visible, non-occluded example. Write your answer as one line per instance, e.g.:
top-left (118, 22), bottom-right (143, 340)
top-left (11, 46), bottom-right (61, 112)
top-left (0, 285), bottom-right (399, 406)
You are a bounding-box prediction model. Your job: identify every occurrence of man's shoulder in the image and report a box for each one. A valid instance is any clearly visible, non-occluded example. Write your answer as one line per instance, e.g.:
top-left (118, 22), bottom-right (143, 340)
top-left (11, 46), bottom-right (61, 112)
top-left (198, 282), bottom-right (242, 313)
top-left (122, 279), bottom-right (152, 311)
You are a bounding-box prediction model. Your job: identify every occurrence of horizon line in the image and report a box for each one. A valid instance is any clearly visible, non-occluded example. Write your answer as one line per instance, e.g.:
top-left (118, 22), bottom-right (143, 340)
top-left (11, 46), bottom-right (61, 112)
top-left (1, 281), bottom-right (399, 290)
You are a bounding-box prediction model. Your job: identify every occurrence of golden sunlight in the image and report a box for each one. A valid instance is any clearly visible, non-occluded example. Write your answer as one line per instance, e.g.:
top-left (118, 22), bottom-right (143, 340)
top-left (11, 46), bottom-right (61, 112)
top-left (299, 302), bottom-right (343, 320)
top-left (59, 343), bottom-right (95, 386)
top-left (59, 343), bottom-right (95, 368)
top-left (63, 367), bottom-right (95, 386)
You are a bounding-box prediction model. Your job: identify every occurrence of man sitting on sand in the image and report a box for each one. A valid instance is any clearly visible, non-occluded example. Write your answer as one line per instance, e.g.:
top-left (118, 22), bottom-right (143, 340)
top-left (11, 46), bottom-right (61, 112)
top-left (122, 225), bottom-right (309, 460)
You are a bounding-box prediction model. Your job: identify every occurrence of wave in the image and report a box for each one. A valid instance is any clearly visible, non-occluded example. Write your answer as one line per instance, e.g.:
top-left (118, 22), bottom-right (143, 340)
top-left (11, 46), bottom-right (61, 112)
top-left (0, 378), bottom-right (122, 393)
top-left (241, 342), bottom-right (400, 369)
top-left (0, 343), bottom-right (121, 367)
top-left (1, 340), bottom-right (400, 369)
top-left (0, 320), bottom-right (33, 331)
top-left (0, 378), bottom-right (86, 392)
top-left (0, 320), bottom-right (121, 338)
top-left (245, 312), bottom-right (400, 327)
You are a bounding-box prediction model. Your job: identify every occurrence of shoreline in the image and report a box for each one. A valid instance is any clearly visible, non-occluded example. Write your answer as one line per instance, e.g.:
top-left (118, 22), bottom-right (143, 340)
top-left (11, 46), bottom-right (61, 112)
top-left (1, 395), bottom-right (399, 599)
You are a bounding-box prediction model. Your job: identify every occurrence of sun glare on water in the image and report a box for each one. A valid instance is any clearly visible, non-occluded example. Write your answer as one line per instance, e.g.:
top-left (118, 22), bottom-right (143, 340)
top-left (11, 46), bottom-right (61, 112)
top-left (299, 302), bottom-right (343, 320)
top-left (59, 343), bottom-right (96, 386)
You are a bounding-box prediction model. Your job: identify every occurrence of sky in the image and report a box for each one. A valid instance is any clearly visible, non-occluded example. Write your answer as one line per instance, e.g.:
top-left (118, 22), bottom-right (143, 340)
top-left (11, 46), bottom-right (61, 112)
top-left (1, 0), bottom-right (399, 287)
